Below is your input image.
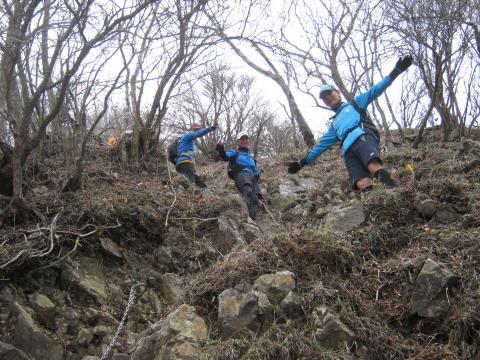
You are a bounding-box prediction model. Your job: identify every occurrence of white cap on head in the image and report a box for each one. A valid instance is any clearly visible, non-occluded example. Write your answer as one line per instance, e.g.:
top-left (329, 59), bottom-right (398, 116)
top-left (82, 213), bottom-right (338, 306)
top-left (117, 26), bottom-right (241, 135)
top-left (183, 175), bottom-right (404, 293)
top-left (237, 133), bottom-right (249, 140)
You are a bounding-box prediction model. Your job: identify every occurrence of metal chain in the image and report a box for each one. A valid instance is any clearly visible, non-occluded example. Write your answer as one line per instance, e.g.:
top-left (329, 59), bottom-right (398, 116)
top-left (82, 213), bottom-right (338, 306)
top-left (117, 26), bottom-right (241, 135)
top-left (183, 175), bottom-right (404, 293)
top-left (100, 283), bottom-right (142, 360)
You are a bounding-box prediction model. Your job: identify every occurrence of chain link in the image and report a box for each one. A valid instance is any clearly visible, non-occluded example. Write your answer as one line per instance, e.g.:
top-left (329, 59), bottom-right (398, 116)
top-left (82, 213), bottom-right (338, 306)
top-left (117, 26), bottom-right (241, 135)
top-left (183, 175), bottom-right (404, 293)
top-left (100, 283), bottom-right (142, 360)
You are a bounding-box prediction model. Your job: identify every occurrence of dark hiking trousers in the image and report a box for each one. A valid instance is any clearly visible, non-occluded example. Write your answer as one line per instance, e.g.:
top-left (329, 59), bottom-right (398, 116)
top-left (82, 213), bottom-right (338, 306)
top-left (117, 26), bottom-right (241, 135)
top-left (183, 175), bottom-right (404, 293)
top-left (234, 171), bottom-right (261, 220)
top-left (176, 162), bottom-right (207, 188)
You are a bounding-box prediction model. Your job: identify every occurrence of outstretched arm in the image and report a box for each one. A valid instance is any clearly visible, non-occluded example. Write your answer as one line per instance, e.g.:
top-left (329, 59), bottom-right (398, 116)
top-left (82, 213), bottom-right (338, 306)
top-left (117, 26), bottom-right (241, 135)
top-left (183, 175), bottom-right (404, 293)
top-left (288, 127), bottom-right (337, 174)
top-left (305, 127), bottom-right (337, 164)
top-left (355, 55), bottom-right (413, 109)
top-left (184, 124), bottom-right (218, 141)
top-left (216, 143), bottom-right (229, 161)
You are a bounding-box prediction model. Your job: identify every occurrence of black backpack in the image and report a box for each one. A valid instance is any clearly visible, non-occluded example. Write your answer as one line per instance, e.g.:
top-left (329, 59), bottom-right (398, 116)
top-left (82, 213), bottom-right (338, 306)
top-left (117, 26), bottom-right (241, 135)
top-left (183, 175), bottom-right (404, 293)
top-left (227, 151), bottom-right (245, 179)
top-left (167, 137), bottom-right (180, 165)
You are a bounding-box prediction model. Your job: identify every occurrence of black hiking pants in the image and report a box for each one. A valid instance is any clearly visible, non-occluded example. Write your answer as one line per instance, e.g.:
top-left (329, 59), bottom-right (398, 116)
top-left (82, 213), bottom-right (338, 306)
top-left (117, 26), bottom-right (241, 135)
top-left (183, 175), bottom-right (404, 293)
top-left (176, 162), bottom-right (206, 188)
top-left (234, 171), bottom-right (261, 220)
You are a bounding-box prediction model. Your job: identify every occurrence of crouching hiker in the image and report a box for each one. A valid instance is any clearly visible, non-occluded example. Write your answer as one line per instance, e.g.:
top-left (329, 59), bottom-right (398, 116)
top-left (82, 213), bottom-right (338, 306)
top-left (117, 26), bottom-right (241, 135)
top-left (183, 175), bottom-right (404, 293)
top-left (288, 55), bottom-right (414, 192)
top-left (216, 133), bottom-right (262, 220)
top-left (170, 123), bottom-right (217, 188)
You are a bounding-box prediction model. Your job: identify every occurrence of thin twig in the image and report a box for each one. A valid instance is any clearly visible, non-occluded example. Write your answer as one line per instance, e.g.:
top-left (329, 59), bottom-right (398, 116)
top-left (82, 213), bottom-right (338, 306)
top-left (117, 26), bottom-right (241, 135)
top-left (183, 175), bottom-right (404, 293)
top-left (29, 237), bottom-right (81, 274)
top-left (0, 239), bottom-right (11, 247)
top-left (37, 213), bottom-right (60, 258)
top-left (174, 217), bottom-right (218, 222)
top-left (21, 220), bottom-right (121, 235)
top-left (259, 200), bottom-right (285, 229)
top-left (165, 148), bottom-right (177, 227)
top-left (0, 216), bottom-right (120, 270)
top-left (0, 249), bottom-right (32, 269)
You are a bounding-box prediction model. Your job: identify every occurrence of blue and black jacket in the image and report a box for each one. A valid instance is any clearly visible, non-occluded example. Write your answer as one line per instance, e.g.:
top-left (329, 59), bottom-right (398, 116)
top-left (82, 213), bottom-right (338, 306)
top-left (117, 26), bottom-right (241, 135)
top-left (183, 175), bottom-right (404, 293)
top-left (218, 147), bottom-right (260, 177)
top-left (306, 75), bottom-right (394, 164)
top-left (176, 127), bottom-right (213, 166)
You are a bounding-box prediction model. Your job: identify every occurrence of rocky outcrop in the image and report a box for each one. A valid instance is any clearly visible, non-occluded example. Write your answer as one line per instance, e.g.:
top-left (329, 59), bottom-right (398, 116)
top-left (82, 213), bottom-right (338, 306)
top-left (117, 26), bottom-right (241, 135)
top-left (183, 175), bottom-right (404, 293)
top-left (253, 270), bottom-right (296, 305)
top-left (218, 271), bottom-right (301, 339)
top-left (130, 304), bottom-right (207, 360)
top-left (61, 263), bottom-right (108, 305)
top-left (218, 288), bottom-right (261, 339)
top-left (100, 237), bottom-right (123, 260)
top-left (410, 258), bottom-right (459, 317)
top-left (158, 273), bottom-right (185, 304)
top-left (280, 291), bottom-right (303, 319)
top-left (0, 341), bottom-right (33, 360)
top-left (153, 246), bottom-right (176, 272)
top-left (414, 195), bottom-right (438, 218)
top-left (28, 292), bottom-right (57, 330)
top-left (212, 216), bottom-right (246, 254)
top-left (433, 205), bottom-right (461, 224)
top-left (277, 178), bottom-right (319, 197)
top-left (9, 302), bottom-right (64, 360)
top-left (323, 205), bottom-right (365, 233)
top-left (242, 222), bottom-right (263, 244)
top-left (312, 306), bottom-right (355, 350)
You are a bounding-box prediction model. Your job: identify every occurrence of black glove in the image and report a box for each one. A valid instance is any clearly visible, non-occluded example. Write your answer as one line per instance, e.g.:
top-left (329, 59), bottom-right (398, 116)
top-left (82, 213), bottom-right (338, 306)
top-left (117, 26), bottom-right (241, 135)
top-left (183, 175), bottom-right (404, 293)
top-left (216, 143), bottom-right (228, 161)
top-left (209, 123), bottom-right (218, 131)
top-left (389, 55), bottom-right (413, 80)
top-left (287, 158), bottom-right (307, 174)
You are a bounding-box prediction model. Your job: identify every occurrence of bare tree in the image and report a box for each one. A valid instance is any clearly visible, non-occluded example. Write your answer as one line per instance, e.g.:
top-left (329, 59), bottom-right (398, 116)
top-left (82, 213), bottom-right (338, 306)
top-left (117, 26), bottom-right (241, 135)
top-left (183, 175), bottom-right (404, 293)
top-left (0, 0), bottom-right (156, 198)
top-left (382, 0), bottom-right (480, 142)
top-left (204, 2), bottom-right (316, 148)
top-left (120, 0), bottom-right (222, 167)
top-left (170, 65), bottom-right (275, 156)
top-left (276, 0), bottom-right (403, 139)
top-left (262, 119), bottom-right (299, 155)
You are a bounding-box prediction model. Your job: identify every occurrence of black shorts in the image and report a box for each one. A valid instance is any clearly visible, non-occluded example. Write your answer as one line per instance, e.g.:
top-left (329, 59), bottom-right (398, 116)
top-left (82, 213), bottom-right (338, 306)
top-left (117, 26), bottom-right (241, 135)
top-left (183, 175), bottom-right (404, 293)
top-left (344, 134), bottom-right (382, 188)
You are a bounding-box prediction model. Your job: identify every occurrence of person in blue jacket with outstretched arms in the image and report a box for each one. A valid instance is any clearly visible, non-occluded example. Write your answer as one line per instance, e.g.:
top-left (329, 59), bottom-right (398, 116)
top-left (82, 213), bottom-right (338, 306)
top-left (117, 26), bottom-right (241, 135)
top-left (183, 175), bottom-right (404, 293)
top-left (288, 55), bottom-right (413, 192)
top-left (176, 122), bottom-right (217, 188)
top-left (216, 133), bottom-right (262, 220)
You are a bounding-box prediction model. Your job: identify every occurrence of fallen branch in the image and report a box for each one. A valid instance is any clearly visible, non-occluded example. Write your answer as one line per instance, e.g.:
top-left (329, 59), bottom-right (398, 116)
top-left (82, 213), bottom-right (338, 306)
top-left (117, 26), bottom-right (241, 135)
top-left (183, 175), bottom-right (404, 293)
top-left (174, 217), bottom-right (218, 222)
top-left (36, 213), bottom-right (60, 258)
top-left (259, 200), bottom-right (285, 229)
top-left (0, 216), bottom-right (121, 270)
top-left (164, 148), bottom-right (177, 227)
top-left (28, 237), bottom-right (82, 274)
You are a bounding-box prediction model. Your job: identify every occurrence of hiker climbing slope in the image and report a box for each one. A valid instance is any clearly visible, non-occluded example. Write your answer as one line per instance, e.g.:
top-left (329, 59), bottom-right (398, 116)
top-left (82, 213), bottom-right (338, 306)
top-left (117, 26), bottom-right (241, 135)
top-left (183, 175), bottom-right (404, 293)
top-left (175, 123), bottom-right (217, 188)
top-left (288, 55), bottom-right (414, 192)
top-left (216, 133), bottom-right (262, 220)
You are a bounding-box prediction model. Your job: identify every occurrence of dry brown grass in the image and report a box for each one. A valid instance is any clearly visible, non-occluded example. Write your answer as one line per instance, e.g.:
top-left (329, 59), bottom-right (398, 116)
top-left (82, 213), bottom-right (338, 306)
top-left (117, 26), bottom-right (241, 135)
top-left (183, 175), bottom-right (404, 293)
top-left (2, 132), bottom-right (480, 359)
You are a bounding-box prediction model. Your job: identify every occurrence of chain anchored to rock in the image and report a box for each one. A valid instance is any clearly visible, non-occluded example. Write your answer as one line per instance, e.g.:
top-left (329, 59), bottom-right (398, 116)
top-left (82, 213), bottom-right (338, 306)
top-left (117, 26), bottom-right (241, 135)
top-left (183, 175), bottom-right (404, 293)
top-left (100, 282), bottom-right (144, 360)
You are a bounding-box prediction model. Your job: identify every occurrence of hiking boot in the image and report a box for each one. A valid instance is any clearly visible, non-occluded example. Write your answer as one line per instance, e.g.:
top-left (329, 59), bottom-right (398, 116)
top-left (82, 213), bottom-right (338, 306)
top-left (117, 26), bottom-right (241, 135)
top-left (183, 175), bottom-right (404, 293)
top-left (374, 169), bottom-right (398, 188)
top-left (360, 185), bottom-right (373, 193)
top-left (194, 175), bottom-right (207, 188)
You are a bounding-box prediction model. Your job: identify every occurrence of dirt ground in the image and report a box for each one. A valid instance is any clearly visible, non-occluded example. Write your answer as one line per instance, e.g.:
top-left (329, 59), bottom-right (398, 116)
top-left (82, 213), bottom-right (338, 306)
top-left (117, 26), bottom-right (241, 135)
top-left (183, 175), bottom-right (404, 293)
top-left (1, 130), bottom-right (480, 359)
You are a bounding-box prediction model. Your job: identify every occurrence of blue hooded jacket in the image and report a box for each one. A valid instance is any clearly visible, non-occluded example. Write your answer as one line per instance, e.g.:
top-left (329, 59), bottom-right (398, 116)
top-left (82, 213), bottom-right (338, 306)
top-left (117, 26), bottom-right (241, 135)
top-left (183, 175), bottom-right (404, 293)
top-left (225, 148), bottom-right (260, 177)
top-left (306, 75), bottom-right (394, 164)
top-left (176, 127), bottom-right (213, 165)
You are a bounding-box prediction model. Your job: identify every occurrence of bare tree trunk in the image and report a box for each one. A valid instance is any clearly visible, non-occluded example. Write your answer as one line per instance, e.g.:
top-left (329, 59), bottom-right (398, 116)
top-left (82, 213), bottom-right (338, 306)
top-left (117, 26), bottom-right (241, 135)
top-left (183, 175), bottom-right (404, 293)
top-left (205, 7), bottom-right (316, 148)
top-left (413, 56), bottom-right (443, 148)
top-left (225, 37), bottom-right (315, 147)
top-left (466, 22), bottom-right (480, 58)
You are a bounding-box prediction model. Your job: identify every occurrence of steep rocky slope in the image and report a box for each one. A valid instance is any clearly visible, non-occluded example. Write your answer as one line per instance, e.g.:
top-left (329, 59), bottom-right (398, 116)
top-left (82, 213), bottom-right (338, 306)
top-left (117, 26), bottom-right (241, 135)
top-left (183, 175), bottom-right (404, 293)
top-left (1, 131), bottom-right (480, 360)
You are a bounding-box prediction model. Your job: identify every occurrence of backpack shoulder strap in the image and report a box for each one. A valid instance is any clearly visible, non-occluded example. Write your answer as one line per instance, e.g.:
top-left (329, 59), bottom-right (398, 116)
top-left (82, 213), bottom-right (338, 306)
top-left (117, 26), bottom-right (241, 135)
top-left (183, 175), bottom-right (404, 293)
top-left (350, 99), bottom-right (380, 140)
top-left (229, 150), bottom-right (239, 163)
top-left (350, 99), bottom-right (367, 121)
